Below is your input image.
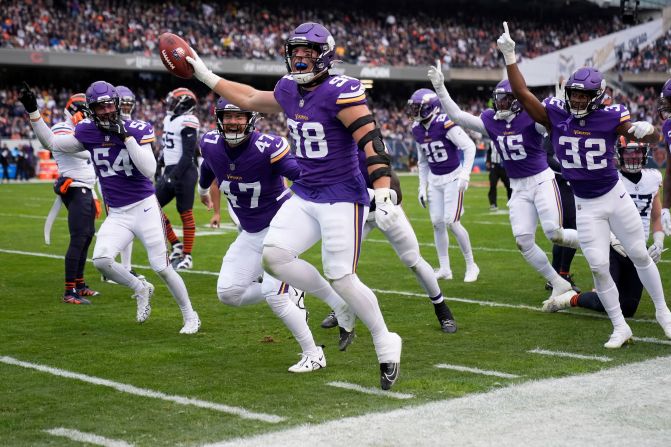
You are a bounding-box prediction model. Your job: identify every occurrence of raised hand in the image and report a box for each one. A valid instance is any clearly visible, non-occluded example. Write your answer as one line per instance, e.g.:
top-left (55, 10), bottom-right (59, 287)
top-left (427, 59), bottom-right (444, 88)
top-left (18, 82), bottom-right (38, 114)
top-left (496, 21), bottom-right (517, 65)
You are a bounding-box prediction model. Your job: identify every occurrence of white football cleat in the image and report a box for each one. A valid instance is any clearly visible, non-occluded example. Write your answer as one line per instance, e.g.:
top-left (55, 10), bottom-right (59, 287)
top-left (550, 277), bottom-right (573, 297)
top-left (655, 310), bottom-right (671, 339)
top-left (169, 243), bottom-right (184, 264)
top-left (133, 279), bottom-right (154, 323)
top-left (434, 268), bottom-right (453, 280)
top-left (175, 254), bottom-right (193, 271)
top-left (180, 312), bottom-right (201, 334)
top-left (542, 290), bottom-right (576, 312)
top-left (604, 325), bottom-right (633, 349)
top-left (464, 264), bottom-right (480, 283)
top-left (288, 346), bottom-right (326, 373)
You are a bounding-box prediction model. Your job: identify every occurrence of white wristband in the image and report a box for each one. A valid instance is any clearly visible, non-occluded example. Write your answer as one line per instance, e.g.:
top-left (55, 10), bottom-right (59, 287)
top-left (29, 111), bottom-right (41, 120)
top-left (197, 184), bottom-right (211, 197)
top-left (200, 70), bottom-right (222, 90)
top-left (503, 52), bottom-right (517, 65)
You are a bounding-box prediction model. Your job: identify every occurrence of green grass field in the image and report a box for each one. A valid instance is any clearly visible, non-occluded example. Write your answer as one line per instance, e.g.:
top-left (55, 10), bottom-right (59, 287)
top-left (1, 174), bottom-right (669, 446)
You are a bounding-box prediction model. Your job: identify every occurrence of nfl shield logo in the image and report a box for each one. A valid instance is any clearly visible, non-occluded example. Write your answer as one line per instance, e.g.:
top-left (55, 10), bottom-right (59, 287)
top-left (299, 99), bottom-right (304, 108)
top-left (105, 135), bottom-right (110, 142)
top-left (229, 163), bottom-right (235, 171)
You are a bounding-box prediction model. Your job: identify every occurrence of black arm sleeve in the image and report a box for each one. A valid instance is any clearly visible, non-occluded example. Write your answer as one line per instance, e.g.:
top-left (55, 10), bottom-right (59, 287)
top-left (543, 136), bottom-right (562, 174)
top-left (171, 127), bottom-right (197, 179)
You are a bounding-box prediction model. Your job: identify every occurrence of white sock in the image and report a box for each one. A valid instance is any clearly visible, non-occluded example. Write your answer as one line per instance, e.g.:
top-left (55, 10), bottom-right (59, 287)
top-left (433, 224), bottom-right (450, 270)
top-left (449, 222), bottom-right (474, 265)
top-left (157, 266), bottom-right (194, 316)
top-left (93, 257), bottom-right (143, 292)
top-left (521, 243), bottom-right (564, 284)
top-left (634, 259), bottom-right (669, 313)
top-left (266, 293), bottom-right (317, 355)
top-left (594, 281), bottom-right (626, 328)
top-left (411, 257), bottom-right (442, 298)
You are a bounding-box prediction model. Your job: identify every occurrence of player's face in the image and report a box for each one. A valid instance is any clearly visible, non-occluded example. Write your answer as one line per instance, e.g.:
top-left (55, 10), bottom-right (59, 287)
top-left (290, 46), bottom-right (318, 73)
top-left (222, 112), bottom-right (248, 133)
top-left (119, 102), bottom-right (133, 117)
top-left (494, 93), bottom-right (514, 111)
top-left (568, 90), bottom-right (590, 111)
top-left (92, 101), bottom-right (118, 123)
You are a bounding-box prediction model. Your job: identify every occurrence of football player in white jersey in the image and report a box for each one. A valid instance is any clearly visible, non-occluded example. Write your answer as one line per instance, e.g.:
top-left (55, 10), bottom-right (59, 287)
top-left (19, 81), bottom-right (200, 334)
top-left (409, 89), bottom-right (479, 282)
top-left (157, 88), bottom-right (200, 271)
top-left (45, 93), bottom-right (100, 304)
top-left (544, 138), bottom-right (669, 329)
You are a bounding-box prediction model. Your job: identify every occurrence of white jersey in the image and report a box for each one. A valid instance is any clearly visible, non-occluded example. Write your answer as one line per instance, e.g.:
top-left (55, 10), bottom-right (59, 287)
top-left (50, 120), bottom-right (97, 187)
top-left (161, 114), bottom-right (200, 166)
top-left (620, 169), bottom-right (662, 240)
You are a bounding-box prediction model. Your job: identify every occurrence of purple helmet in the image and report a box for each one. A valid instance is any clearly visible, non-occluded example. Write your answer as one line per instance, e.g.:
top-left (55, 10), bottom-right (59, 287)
top-left (657, 78), bottom-right (671, 121)
top-left (85, 81), bottom-right (120, 132)
top-left (214, 98), bottom-right (258, 145)
top-left (563, 67), bottom-right (606, 118)
top-left (115, 85), bottom-right (136, 120)
top-left (492, 79), bottom-right (520, 119)
top-left (284, 22), bottom-right (336, 85)
top-left (406, 88), bottom-right (441, 122)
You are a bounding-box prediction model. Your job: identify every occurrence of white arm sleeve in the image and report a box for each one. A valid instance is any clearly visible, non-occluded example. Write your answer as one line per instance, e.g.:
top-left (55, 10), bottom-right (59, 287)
top-left (29, 112), bottom-right (84, 153)
top-left (447, 126), bottom-right (476, 175)
top-left (417, 144), bottom-right (429, 190)
top-left (433, 84), bottom-right (487, 134)
top-left (124, 137), bottom-right (157, 179)
top-left (535, 122), bottom-right (548, 135)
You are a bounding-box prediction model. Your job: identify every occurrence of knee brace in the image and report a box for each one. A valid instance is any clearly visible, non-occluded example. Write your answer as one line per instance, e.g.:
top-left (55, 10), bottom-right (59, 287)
top-left (515, 234), bottom-right (535, 253)
top-left (398, 249), bottom-right (420, 269)
top-left (217, 283), bottom-right (248, 307)
top-left (262, 245), bottom-right (294, 276)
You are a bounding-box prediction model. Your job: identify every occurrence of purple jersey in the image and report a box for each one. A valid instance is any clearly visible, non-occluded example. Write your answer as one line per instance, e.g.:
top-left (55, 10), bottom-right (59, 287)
top-left (74, 119), bottom-right (156, 207)
top-left (543, 97), bottom-right (630, 199)
top-left (274, 74), bottom-right (369, 206)
top-left (411, 114), bottom-right (462, 175)
top-left (663, 119), bottom-right (671, 155)
top-left (199, 130), bottom-right (299, 233)
top-left (480, 109), bottom-right (548, 178)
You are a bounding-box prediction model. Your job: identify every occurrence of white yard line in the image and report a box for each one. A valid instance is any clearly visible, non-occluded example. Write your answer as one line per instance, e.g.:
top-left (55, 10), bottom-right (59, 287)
top-left (527, 348), bottom-right (612, 363)
top-left (0, 248), bottom-right (658, 324)
top-left (0, 356), bottom-right (284, 423)
top-left (326, 381), bottom-right (414, 400)
top-left (44, 428), bottom-right (134, 447)
top-left (434, 364), bottom-right (521, 379)
top-left (632, 336), bottom-right (671, 346)
top-left (202, 355), bottom-right (671, 447)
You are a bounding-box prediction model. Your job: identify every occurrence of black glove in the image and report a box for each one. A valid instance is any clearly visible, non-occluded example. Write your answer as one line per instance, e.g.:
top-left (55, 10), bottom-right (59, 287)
top-left (18, 82), bottom-right (38, 114)
top-left (109, 114), bottom-right (128, 140)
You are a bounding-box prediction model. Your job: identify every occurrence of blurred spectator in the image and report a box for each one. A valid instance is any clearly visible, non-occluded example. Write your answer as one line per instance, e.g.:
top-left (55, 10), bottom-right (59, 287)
top-left (0, 143), bottom-right (10, 183)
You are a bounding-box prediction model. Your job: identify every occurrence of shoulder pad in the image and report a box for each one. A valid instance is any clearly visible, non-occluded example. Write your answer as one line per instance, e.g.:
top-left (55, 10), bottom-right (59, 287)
top-left (331, 76), bottom-right (366, 105)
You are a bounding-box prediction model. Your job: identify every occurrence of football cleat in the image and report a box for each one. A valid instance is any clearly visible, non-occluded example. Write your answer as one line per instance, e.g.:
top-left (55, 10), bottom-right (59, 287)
top-left (380, 362), bottom-right (400, 390)
top-left (320, 310), bottom-right (338, 329)
top-left (604, 325), bottom-right (633, 349)
top-left (439, 319), bottom-right (457, 333)
top-left (76, 285), bottom-right (100, 297)
top-left (179, 312), bottom-right (201, 335)
top-left (129, 269), bottom-right (146, 281)
top-left (62, 289), bottom-right (91, 305)
top-left (378, 332), bottom-right (402, 390)
top-left (550, 277), bottom-right (573, 298)
top-left (288, 346), bottom-right (326, 373)
top-left (174, 254), bottom-right (193, 271)
top-left (541, 290), bottom-right (576, 313)
top-left (133, 279), bottom-right (154, 323)
top-left (169, 243), bottom-right (184, 263)
top-left (434, 268), bottom-right (453, 280)
top-left (464, 264), bottom-right (480, 283)
top-left (101, 274), bottom-right (118, 285)
top-left (288, 286), bottom-right (308, 322)
top-left (338, 326), bottom-right (356, 351)
top-left (655, 311), bottom-right (671, 339)
top-left (489, 204), bottom-right (498, 212)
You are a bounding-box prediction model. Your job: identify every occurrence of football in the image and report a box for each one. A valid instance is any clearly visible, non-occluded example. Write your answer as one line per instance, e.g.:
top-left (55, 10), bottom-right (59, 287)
top-left (158, 33), bottom-right (194, 79)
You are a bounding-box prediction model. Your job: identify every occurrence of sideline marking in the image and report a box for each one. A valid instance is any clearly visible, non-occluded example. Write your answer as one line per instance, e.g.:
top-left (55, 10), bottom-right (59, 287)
top-left (326, 381), bottom-right (414, 400)
top-left (44, 428), bottom-right (134, 447)
top-left (435, 364), bottom-right (521, 379)
top-left (528, 348), bottom-right (612, 363)
top-left (0, 356), bottom-right (284, 423)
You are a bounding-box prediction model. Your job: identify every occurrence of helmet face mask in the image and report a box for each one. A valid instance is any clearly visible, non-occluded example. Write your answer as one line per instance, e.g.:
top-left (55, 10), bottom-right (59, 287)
top-left (563, 67), bottom-right (606, 118)
top-left (284, 22), bottom-right (336, 85)
top-left (166, 88), bottom-right (197, 117)
top-left (65, 93), bottom-right (89, 125)
top-left (407, 88), bottom-right (440, 122)
top-left (492, 79), bottom-right (520, 119)
top-left (115, 86), bottom-right (135, 120)
top-left (215, 98), bottom-right (257, 145)
top-left (85, 81), bottom-right (120, 132)
top-left (616, 136), bottom-right (648, 174)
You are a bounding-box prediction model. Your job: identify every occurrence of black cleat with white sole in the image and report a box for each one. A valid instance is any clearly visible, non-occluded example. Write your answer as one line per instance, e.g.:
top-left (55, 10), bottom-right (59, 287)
top-left (439, 319), bottom-right (457, 333)
top-left (380, 362), bottom-right (400, 390)
top-left (321, 310), bottom-right (338, 329)
top-left (338, 326), bottom-right (355, 351)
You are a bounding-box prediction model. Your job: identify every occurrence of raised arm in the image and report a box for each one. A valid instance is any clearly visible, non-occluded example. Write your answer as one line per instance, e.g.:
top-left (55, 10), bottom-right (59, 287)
top-left (496, 22), bottom-right (550, 129)
top-left (186, 49), bottom-right (282, 114)
top-left (427, 61), bottom-right (487, 134)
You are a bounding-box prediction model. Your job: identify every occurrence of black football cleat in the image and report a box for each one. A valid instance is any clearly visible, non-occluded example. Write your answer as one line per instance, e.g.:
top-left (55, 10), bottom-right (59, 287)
top-left (380, 362), bottom-right (400, 390)
top-left (439, 318), bottom-right (457, 333)
top-left (338, 326), bottom-right (355, 351)
top-left (320, 310), bottom-right (338, 329)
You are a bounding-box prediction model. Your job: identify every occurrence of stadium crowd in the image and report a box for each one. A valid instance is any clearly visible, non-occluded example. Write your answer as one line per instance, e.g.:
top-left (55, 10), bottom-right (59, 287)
top-left (615, 27), bottom-right (671, 73)
top-left (1, 0), bottom-right (628, 68)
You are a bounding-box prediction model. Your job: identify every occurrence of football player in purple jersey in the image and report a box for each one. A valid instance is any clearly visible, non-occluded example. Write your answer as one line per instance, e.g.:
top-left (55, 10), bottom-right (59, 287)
top-left (187, 22), bottom-right (402, 389)
top-left (198, 98), bottom-right (357, 371)
top-left (19, 81), bottom-right (200, 334)
top-left (427, 62), bottom-right (580, 297)
top-left (657, 78), bottom-right (671, 237)
top-left (497, 22), bottom-right (671, 348)
top-left (408, 88), bottom-right (479, 282)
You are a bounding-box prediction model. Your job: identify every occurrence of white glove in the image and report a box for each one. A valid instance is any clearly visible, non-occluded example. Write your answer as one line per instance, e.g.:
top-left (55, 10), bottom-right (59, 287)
top-left (457, 172), bottom-right (470, 193)
top-left (374, 188), bottom-right (399, 232)
top-left (610, 233), bottom-right (627, 258)
top-left (418, 187), bottom-right (427, 208)
top-left (496, 21), bottom-right (517, 65)
top-left (627, 121), bottom-right (654, 139)
top-left (554, 78), bottom-right (566, 99)
top-left (661, 208), bottom-right (671, 236)
top-left (427, 60), bottom-right (445, 89)
top-left (186, 48), bottom-right (221, 90)
top-left (648, 231), bottom-right (665, 263)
